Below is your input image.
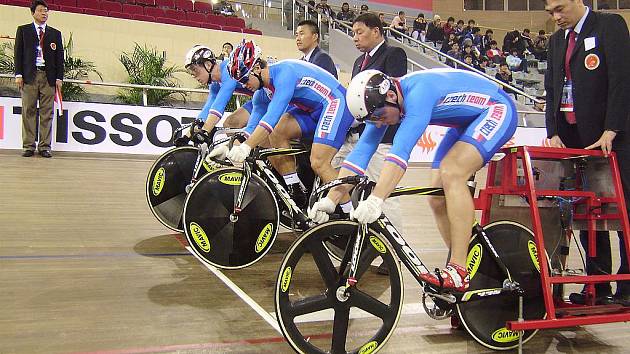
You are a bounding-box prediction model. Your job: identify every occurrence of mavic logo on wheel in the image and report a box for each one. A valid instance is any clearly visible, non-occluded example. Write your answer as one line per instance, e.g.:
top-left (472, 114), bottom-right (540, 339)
top-left (369, 236), bottom-right (386, 254)
top-left (491, 327), bottom-right (520, 343)
top-left (528, 240), bottom-right (541, 272)
top-left (466, 244), bottom-right (482, 280)
top-left (189, 222), bottom-right (210, 252)
top-left (358, 341), bottom-right (378, 354)
top-left (281, 266), bottom-right (292, 292)
top-left (255, 223), bottom-right (274, 253)
top-left (219, 172), bottom-right (243, 186)
top-left (152, 167), bottom-right (165, 196)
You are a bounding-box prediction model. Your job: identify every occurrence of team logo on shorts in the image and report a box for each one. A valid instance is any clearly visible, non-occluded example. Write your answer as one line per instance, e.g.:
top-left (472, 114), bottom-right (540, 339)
top-left (473, 104), bottom-right (507, 142)
top-left (318, 98), bottom-right (340, 138)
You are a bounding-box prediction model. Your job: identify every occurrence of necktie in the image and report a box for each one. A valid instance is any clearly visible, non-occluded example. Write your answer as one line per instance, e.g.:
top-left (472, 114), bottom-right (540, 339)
top-left (38, 26), bottom-right (44, 59)
top-left (360, 53), bottom-right (371, 70)
top-left (564, 30), bottom-right (576, 124)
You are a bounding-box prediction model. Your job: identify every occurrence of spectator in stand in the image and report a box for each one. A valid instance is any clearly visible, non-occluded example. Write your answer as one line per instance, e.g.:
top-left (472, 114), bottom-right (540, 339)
top-left (315, 0), bottom-right (334, 38)
top-left (453, 19), bottom-right (465, 41)
top-left (443, 17), bottom-right (456, 40)
top-left (336, 2), bottom-right (355, 23)
top-left (522, 28), bottom-right (534, 53)
top-left (306, 0), bottom-right (317, 18)
top-left (440, 33), bottom-right (457, 53)
top-left (390, 11), bottom-right (407, 41)
top-left (411, 13), bottom-right (427, 42)
top-left (532, 29), bottom-right (548, 61)
top-left (359, 4), bottom-right (369, 15)
top-left (218, 42), bottom-right (233, 61)
top-left (219, 0), bottom-right (235, 16)
top-left (462, 43), bottom-right (479, 65)
top-left (486, 40), bottom-right (504, 64)
top-left (503, 29), bottom-right (527, 55)
top-left (495, 61), bottom-right (516, 97)
top-left (461, 54), bottom-right (475, 70)
top-left (446, 42), bottom-right (461, 67)
top-left (14, 0), bottom-right (64, 158)
top-left (506, 48), bottom-right (527, 72)
top-left (480, 29), bottom-right (494, 53)
top-left (426, 14), bottom-right (444, 45)
top-left (478, 55), bottom-right (490, 71)
top-left (471, 27), bottom-right (483, 48)
top-left (464, 19), bottom-right (476, 36)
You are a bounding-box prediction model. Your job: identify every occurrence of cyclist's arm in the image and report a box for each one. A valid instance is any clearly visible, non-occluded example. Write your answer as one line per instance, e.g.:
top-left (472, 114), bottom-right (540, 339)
top-left (243, 90), bottom-right (270, 137)
top-left (326, 123), bottom-right (387, 204)
top-left (244, 73), bottom-right (296, 148)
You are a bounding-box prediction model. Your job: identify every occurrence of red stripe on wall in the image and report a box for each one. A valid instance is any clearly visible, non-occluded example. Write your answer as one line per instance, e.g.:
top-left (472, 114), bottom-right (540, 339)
top-left (0, 106), bottom-right (4, 140)
top-left (369, 0), bottom-right (432, 11)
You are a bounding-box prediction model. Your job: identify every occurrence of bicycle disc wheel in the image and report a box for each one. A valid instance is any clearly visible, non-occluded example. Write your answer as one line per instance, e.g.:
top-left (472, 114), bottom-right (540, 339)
top-left (457, 221), bottom-right (546, 350)
top-left (146, 146), bottom-right (198, 232)
top-left (275, 220), bottom-right (403, 354)
top-left (183, 167), bottom-right (279, 269)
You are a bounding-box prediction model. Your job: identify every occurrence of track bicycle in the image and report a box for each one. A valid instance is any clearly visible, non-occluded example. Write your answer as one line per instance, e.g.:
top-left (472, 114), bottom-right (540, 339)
top-left (275, 175), bottom-right (547, 353)
top-left (182, 133), bottom-right (319, 269)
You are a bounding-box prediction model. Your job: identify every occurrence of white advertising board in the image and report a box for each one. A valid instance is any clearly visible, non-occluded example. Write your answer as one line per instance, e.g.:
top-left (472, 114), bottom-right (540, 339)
top-left (0, 97), bottom-right (549, 161)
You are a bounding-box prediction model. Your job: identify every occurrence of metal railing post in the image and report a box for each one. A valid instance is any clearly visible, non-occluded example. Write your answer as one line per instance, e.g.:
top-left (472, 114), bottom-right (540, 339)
top-left (142, 89), bottom-right (148, 106)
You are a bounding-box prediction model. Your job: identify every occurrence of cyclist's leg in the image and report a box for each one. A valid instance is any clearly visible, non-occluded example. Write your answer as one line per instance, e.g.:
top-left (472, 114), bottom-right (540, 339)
top-left (267, 111), bottom-right (304, 175)
top-left (428, 127), bottom-right (464, 249)
top-left (222, 106), bottom-right (250, 128)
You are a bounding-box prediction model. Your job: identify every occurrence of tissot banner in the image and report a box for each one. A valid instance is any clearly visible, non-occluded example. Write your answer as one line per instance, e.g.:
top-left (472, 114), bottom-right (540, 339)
top-left (0, 97), bottom-right (548, 161)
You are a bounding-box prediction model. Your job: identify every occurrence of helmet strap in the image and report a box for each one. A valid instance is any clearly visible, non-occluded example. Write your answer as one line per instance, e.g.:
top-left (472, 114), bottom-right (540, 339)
top-left (252, 72), bottom-right (264, 90)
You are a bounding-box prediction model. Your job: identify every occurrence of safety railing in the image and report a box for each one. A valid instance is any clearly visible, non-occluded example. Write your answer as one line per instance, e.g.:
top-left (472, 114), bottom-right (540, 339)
top-left (0, 73), bottom-right (247, 108)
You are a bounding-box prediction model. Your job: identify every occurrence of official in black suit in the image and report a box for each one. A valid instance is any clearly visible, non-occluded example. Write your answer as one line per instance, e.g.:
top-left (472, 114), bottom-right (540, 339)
top-left (340, 13), bottom-right (408, 243)
top-left (14, 0), bottom-right (64, 158)
top-left (544, 0), bottom-right (630, 306)
top-left (295, 20), bottom-right (337, 78)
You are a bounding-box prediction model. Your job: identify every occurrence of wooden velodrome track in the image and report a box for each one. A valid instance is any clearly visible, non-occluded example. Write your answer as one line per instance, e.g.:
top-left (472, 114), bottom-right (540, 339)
top-left (1, 150), bottom-right (628, 354)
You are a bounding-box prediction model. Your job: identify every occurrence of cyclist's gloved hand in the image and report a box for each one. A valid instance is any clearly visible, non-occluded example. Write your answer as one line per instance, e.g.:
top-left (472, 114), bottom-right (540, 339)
top-left (227, 143), bottom-right (252, 163)
top-left (308, 197), bottom-right (336, 223)
top-left (173, 135), bottom-right (191, 147)
top-left (192, 130), bottom-right (212, 145)
top-left (207, 141), bottom-right (229, 160)
top-left (350, 195), bottom-right (383, 224)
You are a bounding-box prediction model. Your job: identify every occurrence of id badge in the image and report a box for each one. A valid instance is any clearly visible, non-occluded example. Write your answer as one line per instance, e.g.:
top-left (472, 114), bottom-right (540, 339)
top-left (560, 79), bottom-right (574, 112)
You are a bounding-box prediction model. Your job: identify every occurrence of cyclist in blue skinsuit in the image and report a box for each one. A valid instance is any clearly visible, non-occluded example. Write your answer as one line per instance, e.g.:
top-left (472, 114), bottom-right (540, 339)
top-left (309, 68), bottom-right (518, 292)
top-left (224, 40), bottom-right (356, 209)
top-left (175, 45), bottom-right (259, 146)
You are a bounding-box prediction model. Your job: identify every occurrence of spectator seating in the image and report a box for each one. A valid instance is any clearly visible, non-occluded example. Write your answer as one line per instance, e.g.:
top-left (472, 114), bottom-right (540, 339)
top-left (1, 0), bottom-right (259, 34)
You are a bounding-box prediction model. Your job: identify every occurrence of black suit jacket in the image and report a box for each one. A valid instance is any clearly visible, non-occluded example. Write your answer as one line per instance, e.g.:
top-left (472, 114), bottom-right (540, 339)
top-left (14, 23), bottom-right (64, 87)
top-left (352, 42), bottom-right (408, 143)
top-left (545, 10), bottom-right (630, 146)
top-left (308, 46), bottom-right (337, 78)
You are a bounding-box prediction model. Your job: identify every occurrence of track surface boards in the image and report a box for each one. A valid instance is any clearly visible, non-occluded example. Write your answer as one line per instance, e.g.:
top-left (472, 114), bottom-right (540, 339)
top-left (0, 150), bottom-right (628, 354)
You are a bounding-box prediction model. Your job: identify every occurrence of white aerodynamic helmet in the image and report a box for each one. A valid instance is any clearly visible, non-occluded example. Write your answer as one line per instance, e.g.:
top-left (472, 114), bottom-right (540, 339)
top-left (184, 45), bottom-right (216, 69)
top-left (346, 69), bottom-right (393, 121)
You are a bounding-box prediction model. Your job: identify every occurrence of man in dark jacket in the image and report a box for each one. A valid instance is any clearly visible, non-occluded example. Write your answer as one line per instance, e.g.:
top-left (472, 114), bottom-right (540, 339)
top-left (544, 0), bottom-right (630, 306)
top-left (295, 20), bottom-right (337, 78)
top-left (14, 0), bottom-right (64, 158)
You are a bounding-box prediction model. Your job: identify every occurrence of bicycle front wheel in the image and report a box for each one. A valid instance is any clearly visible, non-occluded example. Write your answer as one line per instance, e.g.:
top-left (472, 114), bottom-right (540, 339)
top-left (275, 220), bottom-right (403, 354)
top-left (457, 221), bottom-right (546, 350)
top-left (183, 167), bottom-right (279, 269)
top-left (146, 146), bottom-right (198, 232)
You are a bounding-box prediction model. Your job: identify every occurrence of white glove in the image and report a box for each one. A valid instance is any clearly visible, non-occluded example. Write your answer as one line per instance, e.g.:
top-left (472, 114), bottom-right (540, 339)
top-left (207, 141), bottom-right (229, 160)
top-left (227, 143), bottom-right (252, 163)
top-left (350, 195), bottom-right (383, 224)
top-left (308, 197), bottom-right (337, 224)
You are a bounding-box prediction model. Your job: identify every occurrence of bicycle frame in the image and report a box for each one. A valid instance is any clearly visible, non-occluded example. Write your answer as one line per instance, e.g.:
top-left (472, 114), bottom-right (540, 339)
top-left (231, 146), bottom-right (314, 230)
top-left (313, 176), bottom-right (524, 305)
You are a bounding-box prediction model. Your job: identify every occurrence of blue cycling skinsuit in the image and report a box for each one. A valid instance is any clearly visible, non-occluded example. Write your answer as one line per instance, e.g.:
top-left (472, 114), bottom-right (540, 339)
top-left (198, 60), bottom-right (255, 121)
top-left (342, 68), bottom-right (518, 174)
top-left (246, 59), bottom-right (355, 149)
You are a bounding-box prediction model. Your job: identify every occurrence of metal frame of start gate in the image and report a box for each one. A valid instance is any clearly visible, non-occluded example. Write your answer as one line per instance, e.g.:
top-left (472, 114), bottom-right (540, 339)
top-left (474, 146), bottom-right (630, 331)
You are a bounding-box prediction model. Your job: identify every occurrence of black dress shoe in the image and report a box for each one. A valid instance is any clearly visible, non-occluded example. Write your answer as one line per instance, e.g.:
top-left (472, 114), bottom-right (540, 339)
top-left (22, 150), bottom-right (34, 157)
top-left (569, 291), bottom-right (614, 305)
top-left (613, 293), bottom-right (630, 307)
top-left (39, 150), bottom-right (52, 158)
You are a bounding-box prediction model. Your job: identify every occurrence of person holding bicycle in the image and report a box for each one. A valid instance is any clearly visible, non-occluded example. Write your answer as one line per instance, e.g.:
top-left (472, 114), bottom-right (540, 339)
top-left (222, 40), bottom-right (357, 211)
top-left (310, 68), bottom-right (518, 292)
top-left (175, 45), bottom-right (262, 146)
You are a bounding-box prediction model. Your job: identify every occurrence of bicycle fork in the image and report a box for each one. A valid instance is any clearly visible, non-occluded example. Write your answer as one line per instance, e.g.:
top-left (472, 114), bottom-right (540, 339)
top-left (231, 160), bottom-right (253, 222)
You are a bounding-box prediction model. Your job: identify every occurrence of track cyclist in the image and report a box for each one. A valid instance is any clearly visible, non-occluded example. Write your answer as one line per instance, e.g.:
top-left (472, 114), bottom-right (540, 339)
top-left (224, 39), bottom-right (357, 210)
top-left (309, 68), bottom-right (518, 292)
top-left (175, 45), bottom-right (262, 146)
